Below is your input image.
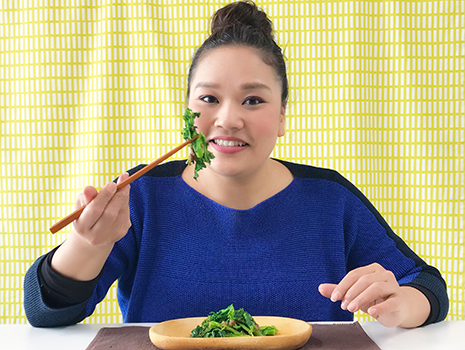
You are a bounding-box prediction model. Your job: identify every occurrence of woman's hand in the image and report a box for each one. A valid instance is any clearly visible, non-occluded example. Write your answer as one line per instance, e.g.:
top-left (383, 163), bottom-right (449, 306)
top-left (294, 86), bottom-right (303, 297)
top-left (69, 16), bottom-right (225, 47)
top-left (51, 173), bottom-right (132, 281)
top-left (319, 263), bottom-right (430, 328)
top-left (72, 172), bottom-right (132, 247)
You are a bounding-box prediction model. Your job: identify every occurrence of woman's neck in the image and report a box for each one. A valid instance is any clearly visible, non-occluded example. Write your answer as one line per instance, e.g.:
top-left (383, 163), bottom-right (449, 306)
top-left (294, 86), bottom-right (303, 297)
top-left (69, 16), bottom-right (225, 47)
top-left (182, 158), bottom-right (293, 210)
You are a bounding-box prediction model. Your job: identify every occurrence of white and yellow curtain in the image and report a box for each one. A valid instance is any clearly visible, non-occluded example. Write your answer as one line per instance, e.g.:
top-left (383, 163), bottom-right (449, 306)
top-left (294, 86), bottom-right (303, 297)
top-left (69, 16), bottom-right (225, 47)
top-left (0, 0), bottom-right (463, 324)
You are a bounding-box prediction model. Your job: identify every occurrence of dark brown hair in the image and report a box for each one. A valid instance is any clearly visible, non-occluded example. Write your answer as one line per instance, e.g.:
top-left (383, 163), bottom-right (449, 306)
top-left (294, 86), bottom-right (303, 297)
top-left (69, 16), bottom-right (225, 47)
top-left (187, 1), bottom-right (288, 105)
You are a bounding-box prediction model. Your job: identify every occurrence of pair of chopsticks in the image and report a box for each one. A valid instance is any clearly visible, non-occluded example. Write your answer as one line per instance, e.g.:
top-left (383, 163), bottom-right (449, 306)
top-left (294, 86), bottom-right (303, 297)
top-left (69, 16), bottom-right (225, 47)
top-left (49, 136), bottom-right (198, 234)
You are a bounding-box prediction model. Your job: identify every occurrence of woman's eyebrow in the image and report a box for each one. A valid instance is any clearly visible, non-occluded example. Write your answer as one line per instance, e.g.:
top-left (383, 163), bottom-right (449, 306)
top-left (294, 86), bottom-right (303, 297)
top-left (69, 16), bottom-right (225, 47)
top-left (240, 82), bottom-right (271, 91)
top-left (194, 82), bottom-right (219, 90)
top-left (194, 82), bottom-right (271, 91)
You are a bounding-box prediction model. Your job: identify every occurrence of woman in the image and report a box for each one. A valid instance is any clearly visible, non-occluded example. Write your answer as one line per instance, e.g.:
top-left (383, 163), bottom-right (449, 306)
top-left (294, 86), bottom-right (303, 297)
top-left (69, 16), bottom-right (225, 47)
top-left (24, 1), bottom-right (448, 328)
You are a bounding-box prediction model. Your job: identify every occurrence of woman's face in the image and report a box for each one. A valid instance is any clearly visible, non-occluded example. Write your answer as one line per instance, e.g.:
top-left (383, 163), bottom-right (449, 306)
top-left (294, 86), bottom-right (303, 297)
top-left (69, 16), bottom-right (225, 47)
top-left (187, 45), bottom-right (286, 179)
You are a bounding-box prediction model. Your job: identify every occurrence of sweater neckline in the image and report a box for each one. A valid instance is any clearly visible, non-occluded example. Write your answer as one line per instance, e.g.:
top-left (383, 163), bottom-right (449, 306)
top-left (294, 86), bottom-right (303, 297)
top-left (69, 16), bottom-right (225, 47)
top-left (178, 163), bottom-right (297, 212)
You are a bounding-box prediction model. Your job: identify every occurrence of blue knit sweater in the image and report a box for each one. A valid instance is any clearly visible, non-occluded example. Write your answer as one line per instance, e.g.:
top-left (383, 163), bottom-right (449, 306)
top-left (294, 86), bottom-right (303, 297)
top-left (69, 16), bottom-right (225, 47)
top-left (24, 160), bottom-right (448, 327)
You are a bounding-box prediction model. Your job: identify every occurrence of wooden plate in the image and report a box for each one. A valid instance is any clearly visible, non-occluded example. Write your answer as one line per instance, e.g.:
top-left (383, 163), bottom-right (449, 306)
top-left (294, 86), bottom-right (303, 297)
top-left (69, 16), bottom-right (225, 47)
top-left (149, 316), bottom-right (312, 350)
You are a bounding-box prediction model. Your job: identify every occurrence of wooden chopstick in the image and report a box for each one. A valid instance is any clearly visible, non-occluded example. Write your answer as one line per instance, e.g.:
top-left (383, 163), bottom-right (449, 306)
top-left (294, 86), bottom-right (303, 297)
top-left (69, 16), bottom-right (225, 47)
top-left (49, 136), bottom-right (199, 234)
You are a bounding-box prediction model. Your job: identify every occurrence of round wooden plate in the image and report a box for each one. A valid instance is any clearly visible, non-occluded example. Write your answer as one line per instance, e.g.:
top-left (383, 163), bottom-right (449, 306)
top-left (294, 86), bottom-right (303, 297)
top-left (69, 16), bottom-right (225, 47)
top-left (149, 316), bottom-right (312, 350)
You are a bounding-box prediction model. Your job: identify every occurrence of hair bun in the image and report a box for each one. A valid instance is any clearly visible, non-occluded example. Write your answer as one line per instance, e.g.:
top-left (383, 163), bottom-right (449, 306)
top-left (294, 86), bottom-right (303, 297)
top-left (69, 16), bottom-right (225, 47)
top-left (211, 1), bottom-right (273, 37)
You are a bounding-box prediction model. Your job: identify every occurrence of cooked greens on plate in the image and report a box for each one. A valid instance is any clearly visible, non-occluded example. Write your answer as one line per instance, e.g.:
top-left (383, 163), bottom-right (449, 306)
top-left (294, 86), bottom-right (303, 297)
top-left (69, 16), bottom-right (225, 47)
top-left (182, 108), bottom-right (215, 180)
top-left (190, 304), bottom-right (278, 338)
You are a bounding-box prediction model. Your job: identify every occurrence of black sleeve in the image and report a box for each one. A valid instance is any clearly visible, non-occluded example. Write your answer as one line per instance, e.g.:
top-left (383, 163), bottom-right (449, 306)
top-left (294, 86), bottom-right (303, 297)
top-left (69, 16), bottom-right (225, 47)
top-left (38, 247), bottom-right (103, 308)
top-left (404, 283), bottom-right (440, 327)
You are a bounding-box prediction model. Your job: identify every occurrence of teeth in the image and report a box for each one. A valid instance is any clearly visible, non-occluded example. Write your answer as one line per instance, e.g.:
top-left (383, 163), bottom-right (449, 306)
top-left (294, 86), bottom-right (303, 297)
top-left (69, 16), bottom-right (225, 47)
top-left (213, 139), bottom-right (247, 147)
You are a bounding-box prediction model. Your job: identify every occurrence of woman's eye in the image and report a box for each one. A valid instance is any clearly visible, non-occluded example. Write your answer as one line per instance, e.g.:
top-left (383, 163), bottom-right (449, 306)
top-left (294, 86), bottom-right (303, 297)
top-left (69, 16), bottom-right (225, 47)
top-left (200, 95), bottom-right (218, 104)
top-left (243, 96), bottom-right (264, 106)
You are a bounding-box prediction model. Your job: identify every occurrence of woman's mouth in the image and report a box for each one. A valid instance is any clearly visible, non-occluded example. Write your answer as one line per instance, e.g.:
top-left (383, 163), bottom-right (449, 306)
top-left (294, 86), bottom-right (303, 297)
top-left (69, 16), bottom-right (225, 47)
top-left (210, 138), bottom-right (249, 154)
top-left (211, 139), bottom-right (248, 147)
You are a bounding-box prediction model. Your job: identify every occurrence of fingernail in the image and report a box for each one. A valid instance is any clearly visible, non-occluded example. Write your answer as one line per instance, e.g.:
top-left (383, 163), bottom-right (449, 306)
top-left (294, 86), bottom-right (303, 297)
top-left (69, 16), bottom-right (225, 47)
top-left (341, 300), bottom-right (348, 310)
top-left (347, 301), bottom-right (356, 312)
top-left (331, 292), bottom-right (340, 302)
top-left (367, 307), bottom-right (375, 317)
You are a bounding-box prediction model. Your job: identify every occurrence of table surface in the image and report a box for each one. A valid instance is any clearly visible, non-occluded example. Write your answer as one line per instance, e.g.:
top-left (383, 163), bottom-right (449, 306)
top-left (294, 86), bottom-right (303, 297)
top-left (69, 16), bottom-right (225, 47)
top-left (1, 321), bottom-right (463, 350)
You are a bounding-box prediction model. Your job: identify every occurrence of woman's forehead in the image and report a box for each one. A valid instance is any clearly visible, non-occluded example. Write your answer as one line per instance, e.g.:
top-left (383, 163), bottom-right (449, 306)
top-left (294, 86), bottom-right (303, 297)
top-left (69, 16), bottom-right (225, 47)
top-left (191, 46), bottom-right (281, 88)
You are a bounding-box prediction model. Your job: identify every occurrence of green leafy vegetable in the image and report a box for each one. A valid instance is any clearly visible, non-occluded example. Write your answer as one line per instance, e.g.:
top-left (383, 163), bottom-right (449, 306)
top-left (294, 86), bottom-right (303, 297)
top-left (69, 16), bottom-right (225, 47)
top-left (190, 304), bottom-right (278, 338)
top-left (182, 108), bottom-right (215, 180)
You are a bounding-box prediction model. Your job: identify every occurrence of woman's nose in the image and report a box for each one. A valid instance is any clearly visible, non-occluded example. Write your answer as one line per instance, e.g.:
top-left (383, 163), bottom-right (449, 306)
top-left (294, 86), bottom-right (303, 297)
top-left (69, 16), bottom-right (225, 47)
top-left (214, 102), bottom-right (244, 130)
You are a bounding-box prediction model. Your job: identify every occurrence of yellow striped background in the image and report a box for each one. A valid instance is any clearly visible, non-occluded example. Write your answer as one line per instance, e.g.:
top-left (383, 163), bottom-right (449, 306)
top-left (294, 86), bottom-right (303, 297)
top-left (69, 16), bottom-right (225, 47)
top-left (0, 0), bottom-right (463, 324)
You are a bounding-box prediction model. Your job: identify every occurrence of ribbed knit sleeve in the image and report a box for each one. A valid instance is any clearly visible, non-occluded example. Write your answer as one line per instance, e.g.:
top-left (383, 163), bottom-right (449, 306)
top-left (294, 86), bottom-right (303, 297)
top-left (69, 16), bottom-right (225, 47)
top-left (342, 195), bottom-right (449, 324)
top-left (279, 160), bottom-right (449, 324)
top-left (23, 256), bottom-right (90, 327)
top-left (338, 171), bottom-right (448, 324)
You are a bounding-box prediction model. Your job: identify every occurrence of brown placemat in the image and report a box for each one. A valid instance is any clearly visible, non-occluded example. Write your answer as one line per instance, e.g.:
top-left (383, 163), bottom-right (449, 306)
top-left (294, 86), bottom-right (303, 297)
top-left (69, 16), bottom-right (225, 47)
top-left (85, 322), bottom-right (381, 350)
top-left (305, 323), bottom-right (381, 350)
top-left (85, 326), bottom-right (155, 349)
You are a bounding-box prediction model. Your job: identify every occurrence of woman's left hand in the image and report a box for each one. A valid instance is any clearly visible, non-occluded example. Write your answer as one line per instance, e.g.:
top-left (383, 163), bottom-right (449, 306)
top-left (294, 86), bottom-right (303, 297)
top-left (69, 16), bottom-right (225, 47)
top-left (318, 263), bottom-right (429, 328)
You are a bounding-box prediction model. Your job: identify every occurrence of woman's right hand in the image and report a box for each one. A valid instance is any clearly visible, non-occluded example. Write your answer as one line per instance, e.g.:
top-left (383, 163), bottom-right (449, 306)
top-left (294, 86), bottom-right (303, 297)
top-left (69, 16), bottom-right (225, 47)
top-left (51, 173), bottom-right (132, 281)
top-left (72, 172), bottom-right (132, 247)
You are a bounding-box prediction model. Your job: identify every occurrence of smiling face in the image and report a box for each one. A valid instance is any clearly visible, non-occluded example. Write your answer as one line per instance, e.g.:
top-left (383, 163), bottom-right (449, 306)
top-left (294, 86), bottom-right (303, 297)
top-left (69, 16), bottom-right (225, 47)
top-left (187, 45), bottom-right (286, 180)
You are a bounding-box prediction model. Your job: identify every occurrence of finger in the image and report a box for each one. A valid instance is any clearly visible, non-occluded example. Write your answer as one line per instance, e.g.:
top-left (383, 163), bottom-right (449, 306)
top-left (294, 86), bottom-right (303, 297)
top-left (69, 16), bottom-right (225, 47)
top-left (83, 173), bottom-right (130, 235)
top-left (74, 192), bottom-right (86, 209)
top-left (367, 297), bottom-right (403, 328)
top-left (117, 172), bottom-right (130, 185)
top-left (367, 295), bottom-right (400, 317)
top-left (73, 186), bottom-right (100, 234)
top-left (331, 266), bottom-right (373, 301)
top-left (82, 186), bottom-right (98, 204)
top-left (74, 186), bottom-right (97, 209)
top-left (332, 263), bottom-right (387, 303)
top-left (318, 283), bottom-right (337, 299)
top-left (88, 181), bottom-right (131, 236)
top-left (77, 181), bottom-right (118, 229)
top-left (344, 268), bottom-right (397, 312)
top-left (114, 193), bottom-right (132, 234)
top-left (89, 202), bottom-right (130, 241)
top-left (116, 173), bottom-right (131, 196)
top-left (118, 194), bottom-right (131, 226)
top-left (346, 281), bottom-right (394, 313)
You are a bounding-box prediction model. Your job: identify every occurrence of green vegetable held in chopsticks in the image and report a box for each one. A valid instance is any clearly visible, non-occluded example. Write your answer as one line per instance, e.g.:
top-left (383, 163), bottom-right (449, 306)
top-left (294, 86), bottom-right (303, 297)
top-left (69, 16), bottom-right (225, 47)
top-left (182, 108), bottom-right (215, 180)
top-left (190, 304), bottom-right (278, 338)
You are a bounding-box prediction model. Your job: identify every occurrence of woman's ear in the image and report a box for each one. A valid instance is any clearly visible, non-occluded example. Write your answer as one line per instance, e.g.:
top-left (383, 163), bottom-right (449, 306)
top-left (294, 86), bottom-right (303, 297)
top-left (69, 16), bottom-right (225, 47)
top-left (278, 103), bottom-right (287, 137)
